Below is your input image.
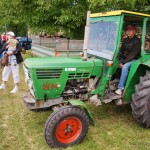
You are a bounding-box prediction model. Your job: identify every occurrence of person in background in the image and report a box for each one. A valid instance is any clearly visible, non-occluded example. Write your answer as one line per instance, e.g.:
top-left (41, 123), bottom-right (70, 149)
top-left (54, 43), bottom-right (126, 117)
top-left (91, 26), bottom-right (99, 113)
top-left (115, 24), bottom-right (141, 95)
top-left (0, 36), bottom-right (4, 67)
top-left (0, 36), bottom-right (3, 50)
top-left (1, 33), bottom-right (7, 44)
top-left (0, 31), bottom-right (23, 93)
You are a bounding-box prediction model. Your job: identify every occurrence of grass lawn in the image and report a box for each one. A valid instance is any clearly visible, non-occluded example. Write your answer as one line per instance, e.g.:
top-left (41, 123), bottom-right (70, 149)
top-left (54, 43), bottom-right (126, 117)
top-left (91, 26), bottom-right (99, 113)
top-left (0, 51), bottom-right (150, 150)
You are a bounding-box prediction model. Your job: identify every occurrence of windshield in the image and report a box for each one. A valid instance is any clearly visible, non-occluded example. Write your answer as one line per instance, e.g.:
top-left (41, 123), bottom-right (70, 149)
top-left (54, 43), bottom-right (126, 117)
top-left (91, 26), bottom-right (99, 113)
top-left (87, 21), bottom-right (118, 60)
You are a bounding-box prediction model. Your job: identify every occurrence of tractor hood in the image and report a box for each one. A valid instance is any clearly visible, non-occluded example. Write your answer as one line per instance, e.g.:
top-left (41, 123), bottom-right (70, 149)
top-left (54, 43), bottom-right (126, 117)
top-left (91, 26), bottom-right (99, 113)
top-left (24, 57), bottom-right (103, 77)
top-left (24, 57), bottom-right (102, 68)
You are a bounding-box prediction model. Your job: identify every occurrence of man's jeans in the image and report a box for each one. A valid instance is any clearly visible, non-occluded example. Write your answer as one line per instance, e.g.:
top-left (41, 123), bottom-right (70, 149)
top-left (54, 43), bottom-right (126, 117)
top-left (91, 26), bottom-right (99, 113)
top-left (118, 60), bottom-right (135, 90)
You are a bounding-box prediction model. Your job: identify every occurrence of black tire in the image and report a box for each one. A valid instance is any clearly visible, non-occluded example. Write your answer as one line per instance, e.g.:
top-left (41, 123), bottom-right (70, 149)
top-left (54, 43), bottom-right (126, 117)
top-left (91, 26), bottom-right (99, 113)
top-left (131, 71), bottom-right (150, 128)
top-left (44, 106), bottom-right (89, 148)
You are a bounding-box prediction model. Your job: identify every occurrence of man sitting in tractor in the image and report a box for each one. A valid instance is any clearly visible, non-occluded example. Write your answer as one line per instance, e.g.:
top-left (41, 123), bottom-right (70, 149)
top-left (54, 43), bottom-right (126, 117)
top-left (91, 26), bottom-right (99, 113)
top-left (115, 24), bottom-right (141, 95)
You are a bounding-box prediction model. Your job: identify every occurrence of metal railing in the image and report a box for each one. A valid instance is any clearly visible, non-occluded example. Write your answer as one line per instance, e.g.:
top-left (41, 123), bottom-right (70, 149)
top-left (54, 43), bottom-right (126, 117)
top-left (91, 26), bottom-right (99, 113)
top-left (31, 44), bottom-right (82, 57)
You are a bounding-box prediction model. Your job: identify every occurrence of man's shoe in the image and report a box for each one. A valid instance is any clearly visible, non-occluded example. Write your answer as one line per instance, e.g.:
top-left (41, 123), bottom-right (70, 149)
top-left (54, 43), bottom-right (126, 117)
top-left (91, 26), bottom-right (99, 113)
top-left (0, 84), bottom-right (5, 90)
top-left (10, 86), bottom-right (18, 94)
top-left (115, 89), bottom-right (123, 95)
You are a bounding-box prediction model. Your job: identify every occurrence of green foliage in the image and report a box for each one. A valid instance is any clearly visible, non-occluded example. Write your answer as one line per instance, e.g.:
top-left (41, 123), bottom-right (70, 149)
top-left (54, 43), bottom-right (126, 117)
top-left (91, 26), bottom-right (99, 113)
top-left (0, 0), bottom-right (28, 36)
top-left (0, 0), bottom-right (149, 39)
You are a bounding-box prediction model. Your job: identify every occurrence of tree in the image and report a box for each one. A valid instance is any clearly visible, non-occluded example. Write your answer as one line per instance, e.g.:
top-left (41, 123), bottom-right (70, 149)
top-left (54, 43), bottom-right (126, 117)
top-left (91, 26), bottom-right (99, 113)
top-left (18, 0), bottom-right (90, 39)
top-left (0, 0), bottom-right (28, 36)
top-left (0, 0), bottom-right (149, 39)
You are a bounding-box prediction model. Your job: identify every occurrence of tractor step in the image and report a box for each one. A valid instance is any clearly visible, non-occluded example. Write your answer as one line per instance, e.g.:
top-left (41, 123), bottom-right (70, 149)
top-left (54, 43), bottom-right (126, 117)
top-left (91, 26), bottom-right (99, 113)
top-left (103, 93), bottom-right (122, 104)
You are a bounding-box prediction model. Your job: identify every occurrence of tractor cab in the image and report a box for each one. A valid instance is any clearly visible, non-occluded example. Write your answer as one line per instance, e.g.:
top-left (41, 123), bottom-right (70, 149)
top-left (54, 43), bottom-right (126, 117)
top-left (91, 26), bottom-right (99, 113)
top-left (85, 10), bottom-right (150, 105)
top-left (87, 10), bottom-right (150, 59)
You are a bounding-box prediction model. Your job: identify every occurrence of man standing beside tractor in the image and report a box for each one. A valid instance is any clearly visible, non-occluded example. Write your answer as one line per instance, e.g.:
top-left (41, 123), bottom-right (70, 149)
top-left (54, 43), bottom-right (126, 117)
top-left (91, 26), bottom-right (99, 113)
top-left (115, 24), bottom-right (141, 95)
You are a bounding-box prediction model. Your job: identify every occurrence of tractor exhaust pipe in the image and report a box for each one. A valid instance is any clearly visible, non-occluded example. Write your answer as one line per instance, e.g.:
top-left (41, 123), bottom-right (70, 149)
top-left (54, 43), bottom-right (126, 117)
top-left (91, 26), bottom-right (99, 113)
top-left (83, 11), bottom-right (90, 61)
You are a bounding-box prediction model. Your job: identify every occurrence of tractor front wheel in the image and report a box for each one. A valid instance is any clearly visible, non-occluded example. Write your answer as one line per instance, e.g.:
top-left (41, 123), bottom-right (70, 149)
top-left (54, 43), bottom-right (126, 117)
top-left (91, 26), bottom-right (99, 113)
top-left (131, 71), bottom-right (150, 128)
top-left (44, 106), bottom-right (89, 148)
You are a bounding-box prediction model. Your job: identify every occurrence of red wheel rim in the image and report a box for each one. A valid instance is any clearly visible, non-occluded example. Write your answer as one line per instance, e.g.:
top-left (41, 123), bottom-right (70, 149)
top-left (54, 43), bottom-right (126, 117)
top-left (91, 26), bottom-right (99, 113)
top-left (56, 117), bottom-right (82, 144)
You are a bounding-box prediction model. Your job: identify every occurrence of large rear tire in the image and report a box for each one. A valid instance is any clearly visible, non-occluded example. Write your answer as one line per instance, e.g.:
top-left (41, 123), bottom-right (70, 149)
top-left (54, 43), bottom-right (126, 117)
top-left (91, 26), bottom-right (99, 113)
top-left (131, 71), bottom-right (150, 128)
top-left (44, 106), bottom-right (89, 148)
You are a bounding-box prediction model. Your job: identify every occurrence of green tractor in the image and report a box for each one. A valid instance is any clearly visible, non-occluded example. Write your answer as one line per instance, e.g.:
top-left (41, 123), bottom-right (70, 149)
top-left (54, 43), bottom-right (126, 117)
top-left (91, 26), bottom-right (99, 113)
top-left (23, 10), bottom-right (150, 148)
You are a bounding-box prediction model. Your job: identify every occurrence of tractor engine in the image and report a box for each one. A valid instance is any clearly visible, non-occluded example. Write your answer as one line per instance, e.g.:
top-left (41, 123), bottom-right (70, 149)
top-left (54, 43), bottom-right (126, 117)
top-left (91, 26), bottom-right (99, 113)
top-left (62, 79), bottom-right (89, 100)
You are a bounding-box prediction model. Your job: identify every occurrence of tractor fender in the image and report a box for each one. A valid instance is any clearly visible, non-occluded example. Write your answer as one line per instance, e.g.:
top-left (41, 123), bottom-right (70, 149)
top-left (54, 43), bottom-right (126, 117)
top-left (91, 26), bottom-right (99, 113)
top-left (68, 99), bottom-right (94, 125)
top-left (123, 59), bottom-right (150, 102)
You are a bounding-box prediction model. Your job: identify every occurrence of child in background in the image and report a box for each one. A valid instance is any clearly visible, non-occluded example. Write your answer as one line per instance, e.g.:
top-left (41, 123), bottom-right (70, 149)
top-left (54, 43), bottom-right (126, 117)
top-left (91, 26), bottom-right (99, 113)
top-left (6, 32), bottom-right (18, 50)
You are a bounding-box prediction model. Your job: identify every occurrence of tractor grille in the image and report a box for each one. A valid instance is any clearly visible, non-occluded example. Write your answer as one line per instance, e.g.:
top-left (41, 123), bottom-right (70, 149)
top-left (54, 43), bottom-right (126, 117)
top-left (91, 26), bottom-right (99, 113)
top-left (36, 69), bottom-right (62, 79)
top-left (68, 72), bottom-right (90, 79)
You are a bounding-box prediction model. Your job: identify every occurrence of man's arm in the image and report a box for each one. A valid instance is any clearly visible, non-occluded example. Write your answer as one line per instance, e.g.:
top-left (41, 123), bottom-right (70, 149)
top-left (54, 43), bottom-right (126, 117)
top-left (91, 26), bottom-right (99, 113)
top-left (118, 39), bottom-right (126, 61)
top-left (118, 47), bottom-right (124, 60)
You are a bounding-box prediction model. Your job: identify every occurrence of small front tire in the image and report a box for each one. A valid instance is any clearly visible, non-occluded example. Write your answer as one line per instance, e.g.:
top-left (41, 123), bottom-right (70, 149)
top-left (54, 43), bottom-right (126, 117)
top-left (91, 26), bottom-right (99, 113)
top-left (44, 106), bottom-right (89, 148)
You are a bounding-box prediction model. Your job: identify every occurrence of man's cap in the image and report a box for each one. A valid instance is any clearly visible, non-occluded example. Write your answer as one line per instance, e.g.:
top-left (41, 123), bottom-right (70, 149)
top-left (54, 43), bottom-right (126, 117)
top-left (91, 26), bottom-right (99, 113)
top-left (127, 24), bottom-right (136, 31)
top-left (7, 31), bottom-right (15, 37)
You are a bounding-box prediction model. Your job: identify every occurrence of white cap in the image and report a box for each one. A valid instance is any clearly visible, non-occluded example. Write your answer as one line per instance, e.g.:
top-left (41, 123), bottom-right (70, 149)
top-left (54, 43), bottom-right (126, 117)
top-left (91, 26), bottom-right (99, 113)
top-left (7, 31), bottom-right (15, 37)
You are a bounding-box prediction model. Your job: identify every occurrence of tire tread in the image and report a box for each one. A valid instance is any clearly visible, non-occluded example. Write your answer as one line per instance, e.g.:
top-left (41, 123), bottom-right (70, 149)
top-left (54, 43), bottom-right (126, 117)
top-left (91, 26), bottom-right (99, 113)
top-left (131, 71), bottom-right (150, 128)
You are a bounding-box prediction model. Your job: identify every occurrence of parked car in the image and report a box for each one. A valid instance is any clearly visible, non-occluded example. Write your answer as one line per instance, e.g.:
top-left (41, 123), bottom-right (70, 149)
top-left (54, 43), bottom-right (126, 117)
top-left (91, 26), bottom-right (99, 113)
top-left (16, 37), bottom-right (32, 53)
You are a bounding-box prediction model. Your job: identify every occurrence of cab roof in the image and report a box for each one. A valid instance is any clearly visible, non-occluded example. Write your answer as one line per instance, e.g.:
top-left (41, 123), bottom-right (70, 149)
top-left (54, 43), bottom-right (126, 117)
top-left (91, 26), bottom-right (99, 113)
top-left (90, 10), bottom-right (150, 18)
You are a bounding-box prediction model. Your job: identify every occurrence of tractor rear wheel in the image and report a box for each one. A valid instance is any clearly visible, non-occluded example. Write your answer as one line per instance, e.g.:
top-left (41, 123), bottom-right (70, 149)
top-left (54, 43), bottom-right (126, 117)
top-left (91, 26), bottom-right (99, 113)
top-left (44, 106), bottom-right (89, 148)
top-left (131, 71), bottom-right (150, 128)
